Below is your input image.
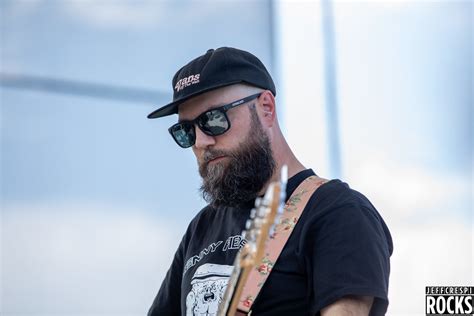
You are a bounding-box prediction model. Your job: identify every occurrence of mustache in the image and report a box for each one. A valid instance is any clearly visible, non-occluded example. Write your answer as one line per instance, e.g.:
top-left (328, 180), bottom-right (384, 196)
top-left (199, 148), bottom-right (235, 179)
top-left (202, 149), bottom-right (233, 163)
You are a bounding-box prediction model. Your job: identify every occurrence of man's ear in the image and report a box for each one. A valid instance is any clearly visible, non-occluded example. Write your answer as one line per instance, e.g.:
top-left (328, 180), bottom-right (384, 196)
top-left (258, 90), bottom-right (276, 127)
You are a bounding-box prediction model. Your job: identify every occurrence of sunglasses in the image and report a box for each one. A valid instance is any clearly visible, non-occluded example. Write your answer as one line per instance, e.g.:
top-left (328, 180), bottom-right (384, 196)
top-left (168, 92), bottom-right (262, 148)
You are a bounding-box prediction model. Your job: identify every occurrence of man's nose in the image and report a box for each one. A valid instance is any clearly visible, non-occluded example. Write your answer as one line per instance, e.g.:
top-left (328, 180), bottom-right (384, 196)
top-left (194, 125), bottom-right (216, 149)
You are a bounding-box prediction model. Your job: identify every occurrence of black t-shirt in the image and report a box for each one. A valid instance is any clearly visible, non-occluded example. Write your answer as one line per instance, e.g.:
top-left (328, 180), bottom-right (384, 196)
top-left (148, 169), bottom-right (393, 316)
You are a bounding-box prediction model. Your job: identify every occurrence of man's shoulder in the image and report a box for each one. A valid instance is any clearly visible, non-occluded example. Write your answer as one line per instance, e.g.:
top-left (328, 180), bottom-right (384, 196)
top-left (302, 178), bottom-right (390, 232)
top-left (180, 205), bottom-right (218, 247)
top-left (187, 205), bottom-right (217, 229)
top-left (304, 178), bottom-right (393, 253)
top-left (310, 179), bottom-right (378, 212)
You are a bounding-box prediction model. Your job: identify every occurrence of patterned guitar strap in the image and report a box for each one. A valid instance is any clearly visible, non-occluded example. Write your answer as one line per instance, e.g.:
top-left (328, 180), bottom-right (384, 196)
top-left (235, 175), bottom-right (329, 316)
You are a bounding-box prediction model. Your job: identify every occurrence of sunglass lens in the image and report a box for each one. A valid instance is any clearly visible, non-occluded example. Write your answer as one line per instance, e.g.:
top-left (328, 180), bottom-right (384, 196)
top-left (199, 109), bottom-right (229, 135)
top-left (170, 123), bottom-right (195, 148)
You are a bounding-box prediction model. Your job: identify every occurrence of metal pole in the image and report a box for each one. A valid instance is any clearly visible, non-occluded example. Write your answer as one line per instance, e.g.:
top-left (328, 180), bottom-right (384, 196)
top-left (321, 0), bottom-right (342, 178)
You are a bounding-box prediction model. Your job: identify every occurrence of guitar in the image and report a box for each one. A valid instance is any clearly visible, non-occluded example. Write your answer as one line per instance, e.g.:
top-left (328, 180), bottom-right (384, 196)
top-left (217, 166), bottom-right (288, 316)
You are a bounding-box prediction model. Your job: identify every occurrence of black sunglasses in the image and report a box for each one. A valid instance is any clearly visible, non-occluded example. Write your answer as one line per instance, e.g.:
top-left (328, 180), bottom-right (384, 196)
top-left (168, 92), bottom-right (262, 148)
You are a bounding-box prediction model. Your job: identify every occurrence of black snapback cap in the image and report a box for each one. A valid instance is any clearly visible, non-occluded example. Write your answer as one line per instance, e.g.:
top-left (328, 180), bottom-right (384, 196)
top-left (147, 47), bottom-right (276, 119)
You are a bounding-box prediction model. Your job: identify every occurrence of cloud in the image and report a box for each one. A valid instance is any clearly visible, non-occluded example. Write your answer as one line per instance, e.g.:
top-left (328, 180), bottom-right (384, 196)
top-left (343, 151), bottom-right (472, 224)
top-left (388, 220), bottom-right (473, 315)
top-left (1, 0), bottom-right (42, 17)
top-left (1, 201), bottom-right (184, 314)
top-left (60, 0), bottom-right (164, 30)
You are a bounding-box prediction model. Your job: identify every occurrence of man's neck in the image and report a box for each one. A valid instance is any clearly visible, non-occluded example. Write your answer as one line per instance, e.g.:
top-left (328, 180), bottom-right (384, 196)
top-left (259, 141), bottom-right (306, 195)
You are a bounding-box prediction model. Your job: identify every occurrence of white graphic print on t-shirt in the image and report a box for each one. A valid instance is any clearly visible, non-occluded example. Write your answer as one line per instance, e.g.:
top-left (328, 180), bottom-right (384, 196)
top-left (185, 263), bottom-right (233, 316)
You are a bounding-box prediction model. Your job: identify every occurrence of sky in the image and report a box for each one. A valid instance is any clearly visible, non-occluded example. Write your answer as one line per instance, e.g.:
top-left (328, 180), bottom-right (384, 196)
top-left (1, 1), bottom-right (472, 315)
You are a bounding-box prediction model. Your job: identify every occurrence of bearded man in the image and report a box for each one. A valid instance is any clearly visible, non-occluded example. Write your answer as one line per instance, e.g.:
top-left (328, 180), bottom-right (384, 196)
top-left (147, 47), bottom-right (393, 316)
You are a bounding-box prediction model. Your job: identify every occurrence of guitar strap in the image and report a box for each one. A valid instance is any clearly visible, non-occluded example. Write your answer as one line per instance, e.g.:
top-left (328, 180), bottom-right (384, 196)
top-left (236, 175), bottom-right (329, 315)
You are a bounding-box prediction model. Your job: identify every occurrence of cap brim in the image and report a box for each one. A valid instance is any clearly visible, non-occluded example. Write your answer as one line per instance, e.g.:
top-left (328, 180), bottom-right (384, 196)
top-left (147, 100), bottom-right (180, 119)
top-left (147, 80), bottom-right (247, 119)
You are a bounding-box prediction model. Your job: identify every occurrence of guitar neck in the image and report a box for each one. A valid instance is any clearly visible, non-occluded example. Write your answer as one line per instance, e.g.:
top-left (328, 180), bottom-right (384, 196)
top-left (217, 166), bottom-right (287, 316)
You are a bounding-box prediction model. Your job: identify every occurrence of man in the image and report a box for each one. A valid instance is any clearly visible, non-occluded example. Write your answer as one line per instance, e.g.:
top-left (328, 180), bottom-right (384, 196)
top-left (147, 47), bottom-right (393, 316)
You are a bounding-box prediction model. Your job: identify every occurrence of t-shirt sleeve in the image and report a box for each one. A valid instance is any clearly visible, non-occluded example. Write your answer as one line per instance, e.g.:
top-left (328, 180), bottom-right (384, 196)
top-left (307, 199), bottom-right (392, 315)
top-left (147, 237), bottom-right (185, 316)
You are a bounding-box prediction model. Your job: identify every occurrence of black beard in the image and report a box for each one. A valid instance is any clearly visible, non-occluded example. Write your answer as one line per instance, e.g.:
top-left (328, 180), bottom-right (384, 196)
top-left (198, 112), bottom-right (276, 209)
